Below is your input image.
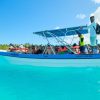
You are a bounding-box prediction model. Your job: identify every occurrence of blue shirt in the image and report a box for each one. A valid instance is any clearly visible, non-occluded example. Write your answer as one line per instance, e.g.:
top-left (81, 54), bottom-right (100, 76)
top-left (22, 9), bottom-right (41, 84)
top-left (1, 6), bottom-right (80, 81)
top-left (88, 22), bottom-right (97, 37)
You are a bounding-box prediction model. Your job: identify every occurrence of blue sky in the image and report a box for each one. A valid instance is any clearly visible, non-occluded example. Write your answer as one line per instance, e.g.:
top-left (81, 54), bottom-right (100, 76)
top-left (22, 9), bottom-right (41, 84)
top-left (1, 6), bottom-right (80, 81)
top-left (0, 0), bottom-right (100, 44)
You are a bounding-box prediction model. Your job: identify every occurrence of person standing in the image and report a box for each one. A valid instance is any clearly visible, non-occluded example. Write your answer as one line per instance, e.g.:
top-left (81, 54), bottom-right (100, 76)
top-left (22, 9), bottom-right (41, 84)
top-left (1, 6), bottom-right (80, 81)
top-left (78, 33), bottom-right (85, 54)
top-left (88, 16), bottom-right (97, 54)
top-left (76, 30), bottom-right (85, 54)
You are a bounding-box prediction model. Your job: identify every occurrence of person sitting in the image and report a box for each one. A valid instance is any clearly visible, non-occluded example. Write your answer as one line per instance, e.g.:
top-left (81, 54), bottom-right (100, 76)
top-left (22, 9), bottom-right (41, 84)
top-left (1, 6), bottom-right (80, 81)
top-left (45, 45), bottom-right (54, 54)
top-left (9, 44), bottom-right (15, 52)
top-left (72, 43), bottom-right (80, 54)
top-left (58, 46), bottom-right (67, 54)
top-left (19, 44), bottom-right (27, 53)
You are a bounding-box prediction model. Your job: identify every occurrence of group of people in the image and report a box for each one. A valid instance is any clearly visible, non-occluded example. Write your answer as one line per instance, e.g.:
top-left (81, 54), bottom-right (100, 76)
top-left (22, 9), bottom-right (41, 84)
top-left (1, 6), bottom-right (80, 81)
top-left (9, 16), bottom-right (100, 55)
top-left (8, 44), bottom-right (77, 54)
top-left (9, 43), bottom-right (100, 54)
top-left (77, 15), bottom-right (100, 54)
top-left (9, 44), bottom-right (29, 53)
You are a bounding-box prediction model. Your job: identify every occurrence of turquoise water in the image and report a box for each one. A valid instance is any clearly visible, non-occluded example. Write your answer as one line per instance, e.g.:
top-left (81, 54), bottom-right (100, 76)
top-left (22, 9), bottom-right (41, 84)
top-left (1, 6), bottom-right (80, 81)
top-left (0, 56), bottom-right (100, 100)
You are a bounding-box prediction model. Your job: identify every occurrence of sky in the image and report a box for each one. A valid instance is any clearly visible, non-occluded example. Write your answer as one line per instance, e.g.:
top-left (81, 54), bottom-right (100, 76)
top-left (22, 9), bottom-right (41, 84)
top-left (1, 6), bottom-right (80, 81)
top-left (0, 0), bottom-right (100, 44)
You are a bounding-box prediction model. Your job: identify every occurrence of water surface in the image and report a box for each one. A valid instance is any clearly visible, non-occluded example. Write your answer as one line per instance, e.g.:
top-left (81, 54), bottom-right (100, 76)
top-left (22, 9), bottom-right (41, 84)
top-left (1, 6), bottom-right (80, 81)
top-left (0, 56), bottom-right (100, 100)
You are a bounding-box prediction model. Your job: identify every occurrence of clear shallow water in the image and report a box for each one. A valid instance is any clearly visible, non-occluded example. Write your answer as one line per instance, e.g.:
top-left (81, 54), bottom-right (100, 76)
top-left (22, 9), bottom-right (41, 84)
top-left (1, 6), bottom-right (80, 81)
top-left (0, 56), bottom-right (100, 100)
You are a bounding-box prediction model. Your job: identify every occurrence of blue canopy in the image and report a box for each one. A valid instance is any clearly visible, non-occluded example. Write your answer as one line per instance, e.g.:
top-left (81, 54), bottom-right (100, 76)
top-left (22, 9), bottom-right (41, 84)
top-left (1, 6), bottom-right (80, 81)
top-left (33, 26), bottom-right (88, 38)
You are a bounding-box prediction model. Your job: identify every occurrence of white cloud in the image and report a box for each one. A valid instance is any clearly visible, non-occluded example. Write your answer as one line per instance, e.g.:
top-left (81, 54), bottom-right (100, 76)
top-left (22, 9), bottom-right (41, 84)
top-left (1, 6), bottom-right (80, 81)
top-left (55, 26), bottom-right (60, 29)
top-left (76, 14), bottom-right (86, 20)
top-left (92, 7), bottom-right (100, 24)
top-left (92, 0), bottom-right (100, 4)
top-left (64, 7), bottom-right (100, 45)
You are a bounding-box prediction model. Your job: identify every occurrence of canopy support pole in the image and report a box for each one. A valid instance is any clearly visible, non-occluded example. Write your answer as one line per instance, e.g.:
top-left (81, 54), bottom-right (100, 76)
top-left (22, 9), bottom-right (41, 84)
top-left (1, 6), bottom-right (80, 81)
top-left (43, 46), bottom-right (47, 54)
top-left (46, 31), bottom-right (77, 54)
top-left (42, 32), bottom-right (56, 54)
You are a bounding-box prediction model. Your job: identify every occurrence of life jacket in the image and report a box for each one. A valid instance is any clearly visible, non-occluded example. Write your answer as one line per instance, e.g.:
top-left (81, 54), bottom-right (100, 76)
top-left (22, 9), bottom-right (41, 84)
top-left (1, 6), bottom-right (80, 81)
top-left (80, 35), bottom-right (85, 46)
top-left (58, 47), bottom-right (67, 52)
top-left (62, 47), bottom-right (67, 51)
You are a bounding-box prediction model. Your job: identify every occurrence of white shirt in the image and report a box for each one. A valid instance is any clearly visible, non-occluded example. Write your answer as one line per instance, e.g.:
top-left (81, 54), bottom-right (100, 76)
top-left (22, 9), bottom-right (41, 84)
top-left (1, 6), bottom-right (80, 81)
top-left (88, 22), bottom-right (97, 37)
top-left (19, 45), bottom-right (24, 48)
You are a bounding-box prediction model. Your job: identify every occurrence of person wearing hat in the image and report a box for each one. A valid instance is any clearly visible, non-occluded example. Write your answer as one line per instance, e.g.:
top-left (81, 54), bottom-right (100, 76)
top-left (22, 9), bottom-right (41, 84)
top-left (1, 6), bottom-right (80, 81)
top-left (76, 30), bottom-right (85, 54)
top-left (88, 15), bottom-right (97, 54)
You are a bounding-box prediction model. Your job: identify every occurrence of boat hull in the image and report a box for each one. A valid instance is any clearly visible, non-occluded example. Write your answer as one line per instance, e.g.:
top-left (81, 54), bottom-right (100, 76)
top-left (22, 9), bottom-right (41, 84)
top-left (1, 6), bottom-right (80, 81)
top-left (0, 52), bottom-right (100, 59)
top-left (0, 52), bottom-right (100, 67)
